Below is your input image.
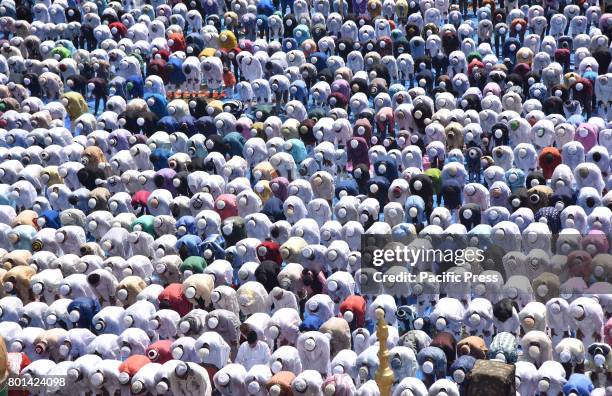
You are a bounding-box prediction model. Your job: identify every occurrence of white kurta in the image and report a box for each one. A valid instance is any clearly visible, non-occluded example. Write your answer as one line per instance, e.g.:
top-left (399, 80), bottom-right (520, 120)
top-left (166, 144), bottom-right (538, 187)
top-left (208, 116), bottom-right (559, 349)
top-left (235, 341), bottom-right (271, 371)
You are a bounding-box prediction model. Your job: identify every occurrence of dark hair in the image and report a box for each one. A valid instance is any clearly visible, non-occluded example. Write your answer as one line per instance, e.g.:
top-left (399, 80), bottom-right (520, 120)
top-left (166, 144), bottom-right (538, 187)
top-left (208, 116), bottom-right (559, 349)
top-left (493, 298), bottom-right (518, 323)
top-left (247, 330), bottom-right (258, 344)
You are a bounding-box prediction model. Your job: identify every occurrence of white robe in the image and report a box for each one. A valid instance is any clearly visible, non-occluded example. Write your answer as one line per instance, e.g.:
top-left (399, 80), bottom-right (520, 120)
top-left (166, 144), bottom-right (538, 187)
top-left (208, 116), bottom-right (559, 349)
top-left (235, 341), bottom-right (271, 371)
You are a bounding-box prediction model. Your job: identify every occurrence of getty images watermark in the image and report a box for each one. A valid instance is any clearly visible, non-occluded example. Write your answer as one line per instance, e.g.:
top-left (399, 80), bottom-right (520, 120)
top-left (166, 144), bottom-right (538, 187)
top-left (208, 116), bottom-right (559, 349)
top-left (370, 245), bottom-right (499, 284)
top-left (359, 234), bottom-right (509, 296)
top-left (359, 232), bottom-right (611, 298)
